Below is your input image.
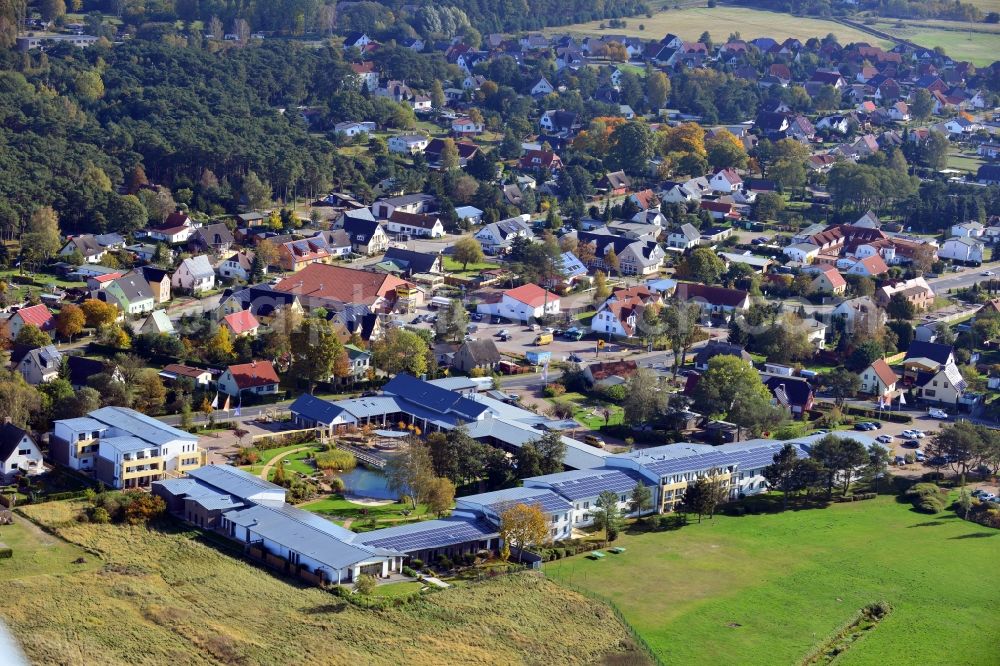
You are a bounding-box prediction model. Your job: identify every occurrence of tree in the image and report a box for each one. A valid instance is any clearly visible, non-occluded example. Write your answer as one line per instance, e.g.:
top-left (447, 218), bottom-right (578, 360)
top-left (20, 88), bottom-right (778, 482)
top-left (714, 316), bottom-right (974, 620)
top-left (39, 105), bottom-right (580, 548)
top-left (425, 477), bottom-right (456, 517)
top-left (289, 317), bottom-right (342, 392)
top-left (886, 292), bottom-right (917, 320)
top-left (452, 235), bottom-right (484, 270)
top-left (81, 298), bottom-right (118, 328)
top-left (825, 368), bottom-right (861, 407)
top-left (926, 422), bottom-right (988, 488)
top-left (682, 469), bottom-right (728, 522)
top-left (593, 490), bottom-right (623, 543)
top-left (384, 438), bottom-right (435, 509)
top-left (911, 88), bottom-right (933, 121)
top-left (763, 443), bottom-right (800, 510)
top-left (354, 573), bottom-right (377, 595)
top-left (499, 502), bottom-right (549, 563)
top-left (14, 324), bottom-right (50, 348)
top-left (705, 130), bottom-right (748, 170)
top-left (22, 206), bottom-right (62, 269)
top-left (431, 79), bottom-right (445, 110)
top-left (207, 325), bottom-right (234, 364)
top-left (439, 138), bottom-right (460, 172)
top-left (608, 121), bottom-right (654, 175)
top-left (604, 247), bottom-right (620, 277)
top-left (866, 442), bottom-right (891, 494)
top-left (645, 70), bottom-right (670, 110)
top-left (693, 355), bottom-right (783, 436)
top-left (243, 172), bottom-right (272, 210)
top-left (592, 270), bottom-right (610, 304)
top-left (55, 304), bottom-right (85, 341)
top-left (435, 299), bottom-right (469, 343)
top-left (622, 368), bottom-right (668, 424)
top-left (371, 328), bottom-right (429, 376)
top-left (628, 481), bottom-right (653, 521)
top-left (753, 192), bottom-right (785, 221)
top-left (811, 434), bottom-right (869, 497)
top-left (677, 247), bottom-right (725, 285)
top-left (660, 301), bottom-right (701, 376)
top-left (134, 370), bottom-right (166, 415)
top-left (921, 131), bottom-right (949, 170)
top-left (534, 431), bottom-right (566, 475)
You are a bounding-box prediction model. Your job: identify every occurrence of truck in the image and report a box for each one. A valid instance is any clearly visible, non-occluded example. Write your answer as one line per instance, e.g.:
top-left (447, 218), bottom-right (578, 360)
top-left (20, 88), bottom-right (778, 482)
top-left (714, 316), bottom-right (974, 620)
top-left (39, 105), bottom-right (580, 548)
top-left (534, 332), bottom-right (553, 345)
top-left (526, 350), bottom-right (552, 365)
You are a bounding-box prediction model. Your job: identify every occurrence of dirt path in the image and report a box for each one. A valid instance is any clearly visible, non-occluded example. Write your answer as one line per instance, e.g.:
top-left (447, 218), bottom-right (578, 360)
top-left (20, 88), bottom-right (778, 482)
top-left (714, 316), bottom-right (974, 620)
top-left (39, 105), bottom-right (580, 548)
top-left (258, 446), bottom-right (309, 481)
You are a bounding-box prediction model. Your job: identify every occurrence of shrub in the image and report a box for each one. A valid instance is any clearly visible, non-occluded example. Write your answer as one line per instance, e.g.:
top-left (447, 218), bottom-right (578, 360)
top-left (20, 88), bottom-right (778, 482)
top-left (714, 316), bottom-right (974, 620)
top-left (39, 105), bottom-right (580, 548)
top-left (603, 384), bottom-right (627, 402)
top-left (123, 491), bottom-right (166, 525)
top-left (542, 383), bottom-right (566, 397)
top-left (402, 566), bottom-right (417, 578)
top-left (436, 554), bottom-right (452, 570)
top-left (354, 574), bottom-right (377, 596)
top-left (410, 558), bottom-right (424, 570)
top-left (91, 507), bottom-right (111, 524)
top-left (549, 399), bottom-right (575, 419)
top-left (314, 448), bottom-right (357, 472)
top-left (916, 496), bottom-right (945, 514)
top-left (905, 483), bottom-right (946, 513)
top-left (0, 547), bottom-right (12, 559)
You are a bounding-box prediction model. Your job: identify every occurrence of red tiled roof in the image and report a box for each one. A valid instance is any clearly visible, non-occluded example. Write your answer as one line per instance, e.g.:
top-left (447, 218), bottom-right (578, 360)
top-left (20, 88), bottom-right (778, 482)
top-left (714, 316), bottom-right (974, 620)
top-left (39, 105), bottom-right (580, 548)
top-left (273, 264), bottom-right (411, 306)
top-left (162, 364), bottom-right (211, 379)
top-left (504, 283), bottom-right (559, 308)
top-left (869, 358), bottom-right (897, 387)
top-left (587, 360), bottom-right (638, 381)
top-left (816, 266), bottom-right (846, 288)
top-left (15, 304), bottom-right (54, 329)
top-left (857, 254), bottom-right (889, 275)
top-left (631, 189), bottom-right (657, 210)
top-left (388, 211), bottom-right (441, 229)
top-left (676, 283), bottom-right (749, 308)
top-left (223, 310), bottom-right (260, 335)
top-left (227, 361), bottom-right (279, 389)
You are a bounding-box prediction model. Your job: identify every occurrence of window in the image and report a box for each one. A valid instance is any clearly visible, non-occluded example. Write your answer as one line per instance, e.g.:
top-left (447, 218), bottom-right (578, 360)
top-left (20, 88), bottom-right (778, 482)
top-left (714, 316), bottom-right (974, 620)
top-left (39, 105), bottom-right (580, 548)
top-left (551, 515), bottom-right (558, 523)
top-left (9, 463), bottom-right (16, 470)
top-left (18, 448), bottom-right (32, 456)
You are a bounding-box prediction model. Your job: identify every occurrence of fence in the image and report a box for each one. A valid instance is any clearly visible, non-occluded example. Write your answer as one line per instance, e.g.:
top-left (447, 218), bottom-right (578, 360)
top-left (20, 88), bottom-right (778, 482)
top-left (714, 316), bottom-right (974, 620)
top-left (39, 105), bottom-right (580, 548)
top-left (337, 444), bottom-right (387, 470)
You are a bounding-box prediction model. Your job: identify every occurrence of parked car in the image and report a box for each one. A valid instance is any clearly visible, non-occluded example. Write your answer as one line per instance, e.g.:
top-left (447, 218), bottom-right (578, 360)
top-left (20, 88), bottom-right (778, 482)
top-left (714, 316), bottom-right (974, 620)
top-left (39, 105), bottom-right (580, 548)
top-left (812, 429), bottom-right (830, 435)
top-left (583, 435), bottom-right (606, 449)
top-left (893, 455), bottom-right (907, 465)
top-left (971, 489), bottom-right (987, 497)
top-left (982, 270), bottom-right (995, 276)
top-left (876, 434), bottom-right (893, 444)
top-left (928, 408), bottom-right (949, 419)
top-left (915, 451), bottom-right (926, 462)
top-left (471, 312), bottom-right (483, 321)
top-left (903, 439), bottom-right (919, 448)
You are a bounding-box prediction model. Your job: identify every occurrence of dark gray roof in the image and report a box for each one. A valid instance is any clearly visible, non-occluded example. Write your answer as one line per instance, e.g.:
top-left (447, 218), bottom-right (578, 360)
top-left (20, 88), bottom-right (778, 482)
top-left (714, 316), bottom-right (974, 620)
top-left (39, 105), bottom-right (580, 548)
top-left (289, 394), bottom-right (346, 425)
top-left (0, 423), bottom-right (32, 461)
top-left (382, 247), bottom-right (440, 274)
top-left (382, 373), bottom-right (489, 421)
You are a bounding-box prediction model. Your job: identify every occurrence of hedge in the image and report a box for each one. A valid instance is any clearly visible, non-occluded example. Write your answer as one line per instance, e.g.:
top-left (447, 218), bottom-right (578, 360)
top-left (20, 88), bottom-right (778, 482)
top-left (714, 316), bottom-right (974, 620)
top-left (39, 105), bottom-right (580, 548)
top-left (844, 406), bottom-right (912, 424)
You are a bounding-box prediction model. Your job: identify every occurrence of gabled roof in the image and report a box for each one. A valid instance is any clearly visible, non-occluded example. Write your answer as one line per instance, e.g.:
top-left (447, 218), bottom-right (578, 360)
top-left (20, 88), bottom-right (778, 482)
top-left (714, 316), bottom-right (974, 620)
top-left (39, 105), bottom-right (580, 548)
top-left (289, 393), bottom-right (346, 425)
top-left (695, 341), bottom-right (751, 366)
top-left (459, 339), bottom-right (502, 365)
top-left (180, 255), bottom-right (215, 278)
top-left (764, 375), bottom-right (814, 407)
top-left (586, 360), bottom-right (638, 381)
top-left (868, 358), bottom-right (898, 387)
top-left (905, 340), bottom-right (953, 366)
top-left (223, 310), bottom-right (260, 335)
top-left (226, 361), bottom-right (280, 389)
top-left (88, 406), bottom-right (197, 444)
top-left (382, 247), bottom-right (440, 273)
top-left (0, 423), bottom-right (33, 461)
top-left (675, 283), bottom-right (749, 308)
top-left (814, 266), bottom-right (847, 289)
top-left (382, 373), bottom-right (489, 421)
top-left (504, 283), bottom-right (559, 308)
top-left (13, 304), bottom-right (54, 329)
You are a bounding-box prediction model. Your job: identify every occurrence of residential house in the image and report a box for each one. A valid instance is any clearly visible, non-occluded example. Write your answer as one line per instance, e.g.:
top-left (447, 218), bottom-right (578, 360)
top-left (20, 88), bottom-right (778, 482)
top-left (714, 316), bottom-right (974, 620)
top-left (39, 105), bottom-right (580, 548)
top-left (575, 231), bottom-right (666, 276)
top-left (387, 134), bottom-right (429, 155)
top-left (343, 344), bottom-right (371, 383)
top-left (455, 206), bottom-right (484, 226)
top-left (811, 266), bottom-right (847, 295)
top-left (764, 375), bottom-right (814, 419)
top-left (476, 284), bottom-right (560, 322)
top-left (386, 211), bottom-right (445, 238)
top-left (373, 194), bottom-right (435, 220)
top-left (276, 234), bottom-right (337, 273)
top-left (59, 234), bottom-right (106, 263)
top-left (138, 310), bottom-right (175, 336)
top-left (843, 254), bottom-right (889, 277)
top-left (597, 171), bottom-right (631, 195)
top-left (938, 236), bottom-right (984, 264)
top-left (783, 242), bottom-right (821, 264)
top-left (0, 423), bottom-right (43, 483)
top-left (591, 287), bottom-right (662, 338)
top-left (348, 62), bottom-right (379, 89)
top-left (334, 120), bottom-right (377, 136)
top-left (718, 252), bottom-right (772, 273)
top-left (66, 355), bottom-right (118, 390)
top-left (51, 406), bottom-right (203, 486)
top-left (380, 248), bottom-right (442, 276)
top-left (694, 341), bottom-right (752, 371)
top-left (951, 221), bottom-right (985, 238)
top-left (172, 255), bottom-right (216, 294)
top-left (531, 77), bottom-right (555, 96)
top-left (666, 224), bottom-right (701, 250)
top-left (217, 361), bottom-right (280, 398)
top-left (342, 216), bottom-right (390, 255)
top-left (474, 216), bottom-right (533, 255)
top-left (222, 310), bottom-right (260, 338)
top-left (914, 362), bottom-right (968, 406)
top-left (217, 250), bottom-right (260, 281)
top-left (159, 364), bottom-right (212, 387)
top-left (583, 360), bottom-right (639, 389)
top-left (425, 138), bottom-right (479, 168)
top-left (452, 339), bottom-right (502, 374)
top-left (102, 274), bottom-right (155, 315)
top-left (1, 304), bottom-right (54, 341)
top-left (11, 344), bottom-right (62, 384)
top-left (138, 266), bottom-right (172, 304)
top-left (675, 283), bottom-right (751, 315)
top-left (190, 223), bottom-right (235, 255)
top-left (709, 168), bottom-right (743, 193)
top-left (518, 150), bottom-right (563, 172)
top-left (146, 211), bottom-right (195, 244)
top-left (832, 296), bottom-right (886, 331)
top-left (859, 358), bottom-right (898, 397)
top-left (450, 116), bottom-right (483, 135)
top-left (875, 277), bottom-right (934, 311)
top-left (272, 263), bottom-right (416, 313)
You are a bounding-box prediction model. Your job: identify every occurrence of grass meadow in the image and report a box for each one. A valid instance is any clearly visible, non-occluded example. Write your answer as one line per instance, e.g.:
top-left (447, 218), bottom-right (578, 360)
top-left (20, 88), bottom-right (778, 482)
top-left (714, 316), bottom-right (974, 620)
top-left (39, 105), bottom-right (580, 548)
top-left (546, 6), bottom-right (884, 45)
top-left (4, 501), bottom-right (635, 665)
top-left (545, 495), bottom-right (999, 665)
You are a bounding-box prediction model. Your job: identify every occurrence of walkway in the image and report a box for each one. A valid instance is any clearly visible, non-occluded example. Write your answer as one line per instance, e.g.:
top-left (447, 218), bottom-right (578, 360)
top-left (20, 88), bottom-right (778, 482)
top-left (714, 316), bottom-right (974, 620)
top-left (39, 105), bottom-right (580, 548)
top-left (257, 446), bottom-right (309, 481)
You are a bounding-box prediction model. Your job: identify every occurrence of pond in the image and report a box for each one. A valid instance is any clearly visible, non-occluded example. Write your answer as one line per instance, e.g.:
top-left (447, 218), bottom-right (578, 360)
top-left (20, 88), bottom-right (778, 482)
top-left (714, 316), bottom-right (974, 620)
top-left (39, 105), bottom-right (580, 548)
top-left (336, 465), bottom-right (396, 500)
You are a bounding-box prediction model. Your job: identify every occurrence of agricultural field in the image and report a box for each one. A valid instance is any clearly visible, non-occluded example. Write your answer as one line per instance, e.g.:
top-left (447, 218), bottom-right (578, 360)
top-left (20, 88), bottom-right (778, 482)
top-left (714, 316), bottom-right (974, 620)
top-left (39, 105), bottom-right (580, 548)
top-left (871, 19), bottom-right (1000, 65)
top-left (3, 501), bottom-right (638, 666)
top-left (545, 495), bottom-right (1000, 664)
top-left (547, 6), bottom-right (885, 46)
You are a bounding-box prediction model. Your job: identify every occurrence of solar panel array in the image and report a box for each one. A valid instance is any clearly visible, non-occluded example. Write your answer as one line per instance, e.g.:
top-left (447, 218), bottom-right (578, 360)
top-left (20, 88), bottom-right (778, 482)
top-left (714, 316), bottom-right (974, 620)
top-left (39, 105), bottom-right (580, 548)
top-left (487, 490), bottom-right (572, 514)
top-left (642, 442), bottom-right (793, 477)
top-left (360, 519), bottom-right (496, 553)
top-left (546, 470), bottom-right (644, 501)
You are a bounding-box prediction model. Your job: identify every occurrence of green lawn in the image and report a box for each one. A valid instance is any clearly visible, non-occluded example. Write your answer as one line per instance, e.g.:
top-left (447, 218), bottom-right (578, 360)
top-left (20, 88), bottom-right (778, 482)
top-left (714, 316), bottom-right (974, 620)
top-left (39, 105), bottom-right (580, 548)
top-left (548, 391), bottom-right (624, 429)
top-left (443, 256), bottom-right (499, 274)
top-left (0, 516), bottom-right (101, 582)
top-left (370, 581), bottom-right (425, 598)
top-left (545, 496), bottom-right (999, 665)
top-left (303, 495), bottom-right (430, 523)
top-left (238, 443), bottom-right (321, 477)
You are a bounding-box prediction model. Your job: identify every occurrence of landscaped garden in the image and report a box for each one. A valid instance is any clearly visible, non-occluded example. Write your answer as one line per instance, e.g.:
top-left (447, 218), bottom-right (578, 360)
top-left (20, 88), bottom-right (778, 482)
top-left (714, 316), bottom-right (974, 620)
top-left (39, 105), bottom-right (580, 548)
top-left (544, 390), bottom-right (625, 430)
top-left (303, 495), bottom-right (430, 531)
top-left (545, 494), bottom-right (999, 665)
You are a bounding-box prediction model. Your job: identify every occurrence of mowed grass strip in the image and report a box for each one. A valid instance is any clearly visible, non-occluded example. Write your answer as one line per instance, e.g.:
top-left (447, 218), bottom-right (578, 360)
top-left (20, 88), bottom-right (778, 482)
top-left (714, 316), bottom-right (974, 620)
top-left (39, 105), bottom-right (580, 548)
top-left (545, 6), bottom-right (884, 45)
top-left (5, 501), bottom-right (634, 665)
top-left (545, 496), bottom-right (999, 665)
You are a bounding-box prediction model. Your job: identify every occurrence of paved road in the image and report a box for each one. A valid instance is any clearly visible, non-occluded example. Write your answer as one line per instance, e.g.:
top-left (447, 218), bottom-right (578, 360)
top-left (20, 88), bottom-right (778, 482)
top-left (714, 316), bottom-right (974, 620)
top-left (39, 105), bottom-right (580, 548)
top-left (926, 260), bottom-right (1000, 293)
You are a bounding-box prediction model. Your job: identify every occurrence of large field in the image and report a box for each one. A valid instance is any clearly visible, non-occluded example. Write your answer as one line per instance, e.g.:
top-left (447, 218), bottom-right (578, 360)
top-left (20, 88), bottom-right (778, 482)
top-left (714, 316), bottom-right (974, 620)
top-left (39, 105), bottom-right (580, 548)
top-left (2, 501), bottom-right (638, 665)
top-left (546, 6), bottom-right (886, 46)
top-left (546, 496), bottom-right (999, 665)
top-left (871, 19), bottom-right (1000, 65)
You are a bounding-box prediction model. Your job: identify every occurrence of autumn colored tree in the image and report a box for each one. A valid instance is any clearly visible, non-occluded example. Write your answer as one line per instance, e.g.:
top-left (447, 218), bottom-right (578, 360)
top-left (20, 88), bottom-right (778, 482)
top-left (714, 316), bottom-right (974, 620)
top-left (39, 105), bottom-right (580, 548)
top-left (55, 304), bottom-right (85, 341)
top-left (81, 298), bottom-right (119, 328)
top-left (499, 502), bottom-right (549, 562)
top-left (207, 325), bottom-right (235, 363)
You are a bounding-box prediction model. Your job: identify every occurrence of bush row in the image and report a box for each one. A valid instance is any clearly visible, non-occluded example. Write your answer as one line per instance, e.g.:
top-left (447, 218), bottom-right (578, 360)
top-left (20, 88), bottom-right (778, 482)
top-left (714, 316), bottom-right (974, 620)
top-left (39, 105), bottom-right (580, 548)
top-left (834, 492), bottom-right (878, 503)
top-left (844, 406), bottom-right (913, 424)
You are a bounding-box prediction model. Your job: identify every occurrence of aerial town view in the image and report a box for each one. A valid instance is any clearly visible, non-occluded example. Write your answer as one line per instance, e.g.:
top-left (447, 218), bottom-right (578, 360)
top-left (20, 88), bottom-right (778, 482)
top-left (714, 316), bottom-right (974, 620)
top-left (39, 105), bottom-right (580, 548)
top-left (0, 0), bottom-right (999, 663)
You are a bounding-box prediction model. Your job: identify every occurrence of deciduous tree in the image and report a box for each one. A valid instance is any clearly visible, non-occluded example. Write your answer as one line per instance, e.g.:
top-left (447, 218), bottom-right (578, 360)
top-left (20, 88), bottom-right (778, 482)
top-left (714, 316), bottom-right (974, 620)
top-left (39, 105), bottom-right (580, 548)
top-left (499, 502), bottom-right (549, 562)
top-left (55, 303), bottom-right (85, 341)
